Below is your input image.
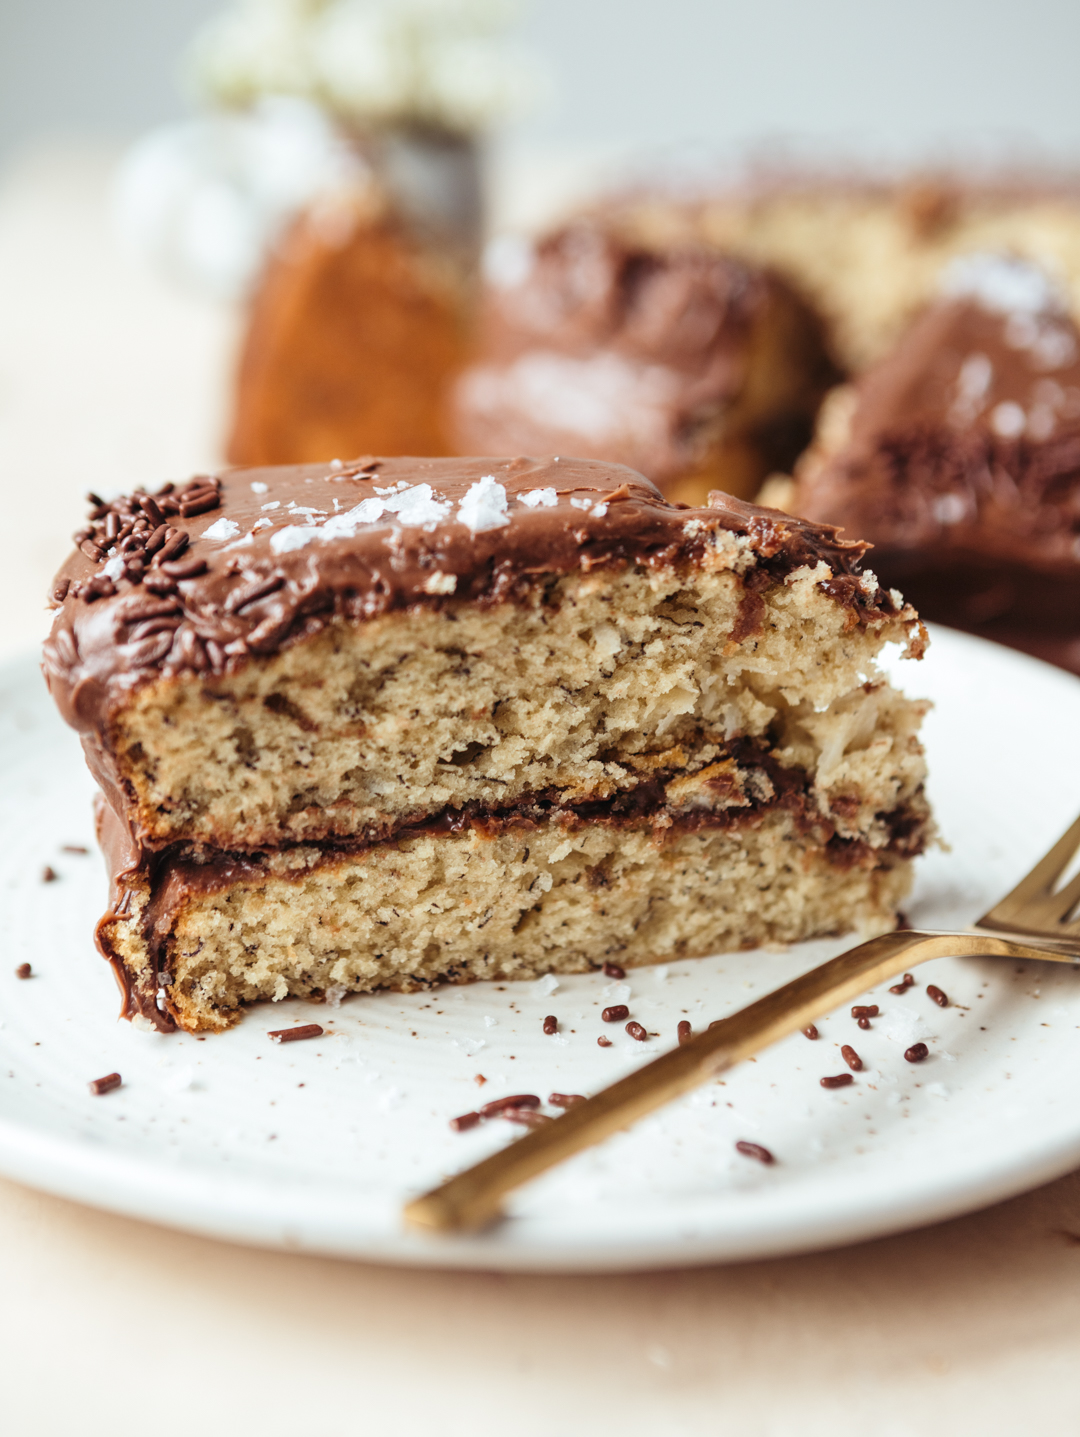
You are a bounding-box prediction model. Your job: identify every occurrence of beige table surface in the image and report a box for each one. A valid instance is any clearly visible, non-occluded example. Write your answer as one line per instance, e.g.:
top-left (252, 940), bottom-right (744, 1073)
top-left (3, 146), bottom-right (1080, 1437)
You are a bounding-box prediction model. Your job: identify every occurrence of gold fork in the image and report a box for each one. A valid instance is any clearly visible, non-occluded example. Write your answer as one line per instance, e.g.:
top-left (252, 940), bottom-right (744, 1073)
top-left (404, 813), bottom-right (1080, 1234)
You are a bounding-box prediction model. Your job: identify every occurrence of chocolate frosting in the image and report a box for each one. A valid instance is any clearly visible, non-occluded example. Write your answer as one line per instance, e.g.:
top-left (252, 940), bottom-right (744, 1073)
top-left (798, 284), bottom-right (1080, 578)
top-left (451, 223), bottom-right (827, 485)
top-left (43, 455), bottom-right (891, 741)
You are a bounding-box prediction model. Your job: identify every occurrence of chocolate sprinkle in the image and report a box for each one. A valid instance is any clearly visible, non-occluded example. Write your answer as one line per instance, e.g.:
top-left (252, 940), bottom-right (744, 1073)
top-left (802, 1024), bottom-right (820, 1040)
top-left (677, 1020), bottom-right (692, 1044)
top-left (927, 984), bottom-right (949, 1008)
top-left (502, 1108), bottom-right (553, 1128)
top-left (851, 1005), bottom-right (879, 1019)
top-left (598, 1036), bottom-right (613, 1047)
top-left (89, 1072), bottom-right (122, 1096)
top-left (267, 1023), bottom-right (323, 1044)
top-left (626, 1020), bottom-right (648, 1042)
top-left (904, 1042), bottom-right (929, 1063)
top-left (161, 555), bottom-right (207, 580)
top-left (450, 1110), bottom-right (481, 1132)
top-left (889, 972), bottom-right (917, 995)
top-left (542, 1014), bottom-right (559, 1036)
top-left (479, 1093), bottom-right (540, 1119)
top-left (735, 1141), bottom-right (775, 1165)
top-left (820, 1073), bottom-right (854, 1089)
top-left (14, 963), bottom-right (31, 980)
top-left (602, 962), bottom-right (626, 979)
top-left (841, 1044), bottom-right (862, 1071)
top-left (602, 1004), bottom-right (629, 1022)
top-left (41, 865), bottom-right (57, 883)
top-left (857, 1017), bottom-right (871, 1030)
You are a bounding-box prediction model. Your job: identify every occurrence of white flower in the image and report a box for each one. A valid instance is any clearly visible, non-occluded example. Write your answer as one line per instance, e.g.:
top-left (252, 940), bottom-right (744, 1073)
top-left (187, 0), bottom-right (545, 135)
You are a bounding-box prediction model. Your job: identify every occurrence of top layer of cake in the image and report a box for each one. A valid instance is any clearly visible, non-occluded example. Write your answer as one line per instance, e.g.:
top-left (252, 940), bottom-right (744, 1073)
top-left (450, 224), bottom-right (837, 501)
top-left (44, 454), bottom-right (896, 735)
top-left (794, 256), bottom-right (1080, 579)
top-left (43, 458), bottom-right (925, 857)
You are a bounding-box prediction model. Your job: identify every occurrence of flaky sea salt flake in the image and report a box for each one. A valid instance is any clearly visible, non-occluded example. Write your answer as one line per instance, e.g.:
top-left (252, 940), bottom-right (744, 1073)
top-left (457, 474), bottom-right (510, 532)
top-left (519, 487), bottom-right (557, 508)
top-left (203, 517), bottom-right (240, 542)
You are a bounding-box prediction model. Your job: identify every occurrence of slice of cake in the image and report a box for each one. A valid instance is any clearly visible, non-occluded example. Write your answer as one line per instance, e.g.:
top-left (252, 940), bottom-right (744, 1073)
top-left (785, 254), bottom-right (1080, 674)
top-left (450, 222), bottom-right (839, 508)
top-left (43, 458), bottom-right (931, 1033)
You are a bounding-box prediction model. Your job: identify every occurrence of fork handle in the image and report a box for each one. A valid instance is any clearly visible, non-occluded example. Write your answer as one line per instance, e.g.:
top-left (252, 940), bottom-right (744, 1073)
top-left (404, 928), bottom-right (1072, 1234)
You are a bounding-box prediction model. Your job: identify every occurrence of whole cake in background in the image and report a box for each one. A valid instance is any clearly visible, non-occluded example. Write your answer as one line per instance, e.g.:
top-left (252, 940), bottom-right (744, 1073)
top-left (770, 254), bottom-right (1080, 674)
top-left (451, 221), bottom-right (840, 507)
top-left (42, 459), bottom-right (930, 1033)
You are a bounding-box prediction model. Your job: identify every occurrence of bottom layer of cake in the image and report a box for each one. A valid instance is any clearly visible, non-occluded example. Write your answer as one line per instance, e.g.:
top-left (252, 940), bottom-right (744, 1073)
top-left (99, 805), bottom-right (918, 1034)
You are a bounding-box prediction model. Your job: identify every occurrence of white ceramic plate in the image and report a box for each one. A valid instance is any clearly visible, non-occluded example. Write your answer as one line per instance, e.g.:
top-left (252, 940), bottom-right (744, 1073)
top-left (1, 627), bottom-right (1079, 1271)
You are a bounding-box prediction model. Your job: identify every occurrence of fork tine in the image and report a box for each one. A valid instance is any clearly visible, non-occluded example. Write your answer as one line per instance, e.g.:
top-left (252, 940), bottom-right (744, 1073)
top-left (1012, 869), bottom-right (1080, 933)
top-left (980, 813), bottom-right (1080, 931)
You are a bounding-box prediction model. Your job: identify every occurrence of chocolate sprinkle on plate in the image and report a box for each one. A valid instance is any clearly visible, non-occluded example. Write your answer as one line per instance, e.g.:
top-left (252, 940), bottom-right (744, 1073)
top-left (735, 1140), bottom-right (775, 1165)
top-left (841, 1044), bottom-right (862, 1071)
top-left (267, 1023), bottom-right (324, 1044)
top-left (14, 963), bottom-right (31, 980)
top-left (602, 1004), bottom-right (629, 1022)
top-left (820, 1073), bottom-right (854, 1089)
top-left (89, 1072), bottom-right (122, 1096)
top-left (927, 984), bottom-right (949, 1008)
top-left (502, 1108), bottom-right (553, 1128)
top-left (61, 844), bottom-right (89, 855)
top-left (905, 1042), bottom-right (930, 1063)
top-left (802, 1024), bottom-right (819, 1040)
top-left (450, 1111), bottom-right (481, 1132)
top-left (597, 1035), bottom-right (612, 1048)
top-left (851, 1005), bottom-right (879, 1019)
top-left (677, 1020), bottom-right (692, 1044)
top-left (479, 1094), bottom-right (540, 1120)
top-left (548, 1093), bottom-right (585, 1109)
top-left (602, 962), bottom-right (626, 979)
top-left (626, 1020), bottom-right (648, 1042)
top-left (542, 1014), bottom-right (558, 1035)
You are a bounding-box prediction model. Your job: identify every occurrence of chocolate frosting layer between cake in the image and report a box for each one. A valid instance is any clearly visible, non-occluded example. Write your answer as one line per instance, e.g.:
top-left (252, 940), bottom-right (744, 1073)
top-left (44, 455), bottom-right (893, 738)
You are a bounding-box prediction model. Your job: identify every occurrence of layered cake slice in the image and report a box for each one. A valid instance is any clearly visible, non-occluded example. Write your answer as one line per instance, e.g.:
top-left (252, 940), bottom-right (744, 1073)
top-left (43, 458), bottom-right (931, 1033)
top-left (451, 221), bottom-right (839, 507)
top-left (785, 254), bottom-right (1080, 673)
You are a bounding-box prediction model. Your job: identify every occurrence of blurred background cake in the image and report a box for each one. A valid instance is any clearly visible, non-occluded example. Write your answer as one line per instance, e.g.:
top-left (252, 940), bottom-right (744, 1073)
top-left (767, 253), bottom-right (1080, 673)
top-left (185, 0), bottom-right (534, 466)
top-left (602, 171), bottom-right (1080, 374)
top-left (450, 219), bottom-right (839, 505)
